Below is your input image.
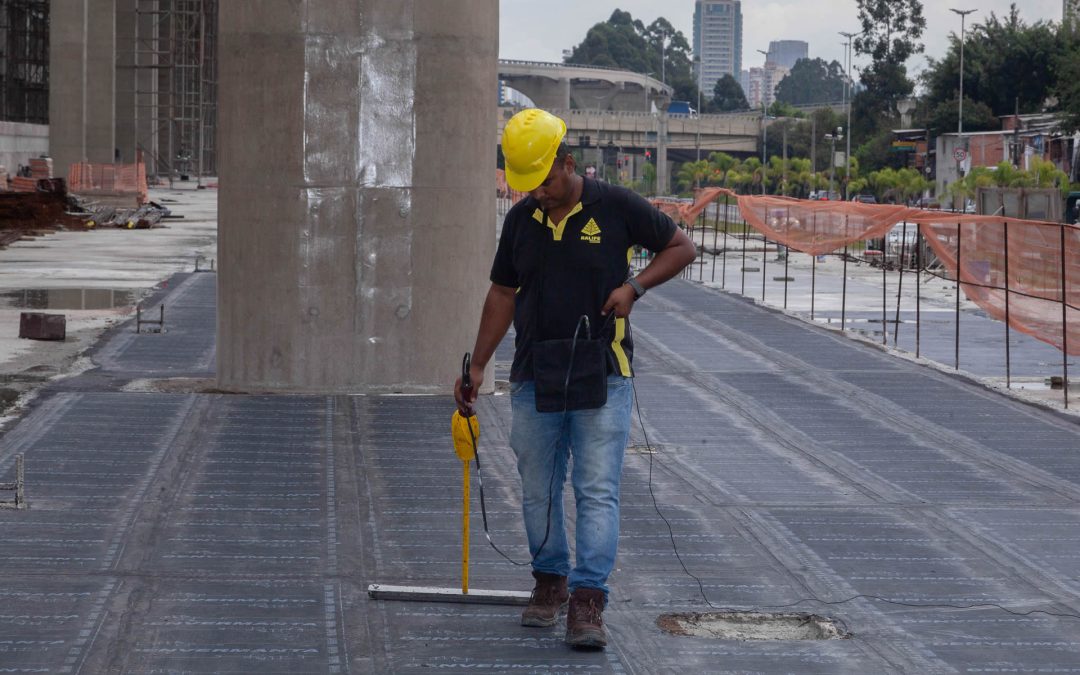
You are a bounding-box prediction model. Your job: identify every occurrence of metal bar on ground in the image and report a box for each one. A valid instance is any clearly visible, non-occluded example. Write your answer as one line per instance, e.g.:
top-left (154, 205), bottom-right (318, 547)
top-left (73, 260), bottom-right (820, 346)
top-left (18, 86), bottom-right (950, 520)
top-left (367, 584), bottom-right (531, 605)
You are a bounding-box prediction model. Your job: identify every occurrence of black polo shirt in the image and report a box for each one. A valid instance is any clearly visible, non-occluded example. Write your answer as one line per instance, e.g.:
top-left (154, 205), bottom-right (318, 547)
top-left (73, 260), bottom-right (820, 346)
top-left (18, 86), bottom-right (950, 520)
top-left (490, 177), bottom-right (677, 382)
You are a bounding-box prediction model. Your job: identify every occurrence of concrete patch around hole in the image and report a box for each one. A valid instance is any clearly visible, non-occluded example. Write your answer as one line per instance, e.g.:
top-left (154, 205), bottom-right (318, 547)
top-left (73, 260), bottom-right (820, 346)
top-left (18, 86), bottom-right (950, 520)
top-left (656, 612), bottom-right (850, 641)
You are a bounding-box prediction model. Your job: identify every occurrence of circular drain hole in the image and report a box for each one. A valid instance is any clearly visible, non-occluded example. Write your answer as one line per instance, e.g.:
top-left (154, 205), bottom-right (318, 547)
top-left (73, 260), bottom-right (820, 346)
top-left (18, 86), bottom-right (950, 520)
top-left (657, 612), bottom-right (850, 641)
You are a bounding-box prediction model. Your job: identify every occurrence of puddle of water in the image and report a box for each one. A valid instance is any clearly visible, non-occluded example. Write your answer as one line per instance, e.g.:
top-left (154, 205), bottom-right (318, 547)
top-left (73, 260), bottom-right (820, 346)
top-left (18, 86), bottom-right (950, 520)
top-left (1, 288), bottom-right (139, 311)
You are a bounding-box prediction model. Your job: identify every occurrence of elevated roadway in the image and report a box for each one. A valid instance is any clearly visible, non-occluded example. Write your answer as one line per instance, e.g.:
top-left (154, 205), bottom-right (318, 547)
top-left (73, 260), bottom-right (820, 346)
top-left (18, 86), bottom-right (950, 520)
top-left (498, 59), bottom-right (673, 112)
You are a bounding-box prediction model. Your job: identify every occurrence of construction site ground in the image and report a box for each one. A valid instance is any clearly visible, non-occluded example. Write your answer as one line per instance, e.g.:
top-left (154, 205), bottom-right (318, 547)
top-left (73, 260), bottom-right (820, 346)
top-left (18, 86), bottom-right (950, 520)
top-left (1, 191), bottom-right (1080, 672)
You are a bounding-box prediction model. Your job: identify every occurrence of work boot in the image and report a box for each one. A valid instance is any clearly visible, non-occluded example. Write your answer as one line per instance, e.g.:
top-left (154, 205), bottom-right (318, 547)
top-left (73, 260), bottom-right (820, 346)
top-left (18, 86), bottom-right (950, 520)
top-left (565, 587), bottom-right (607, 648)
top-left (521, 571), bottom-right (569, 627)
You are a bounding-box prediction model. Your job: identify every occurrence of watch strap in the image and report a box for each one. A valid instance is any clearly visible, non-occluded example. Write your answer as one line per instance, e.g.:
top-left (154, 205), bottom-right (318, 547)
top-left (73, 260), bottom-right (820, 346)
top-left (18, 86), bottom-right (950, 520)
top-left (626, 277), bottom-right (646, 299)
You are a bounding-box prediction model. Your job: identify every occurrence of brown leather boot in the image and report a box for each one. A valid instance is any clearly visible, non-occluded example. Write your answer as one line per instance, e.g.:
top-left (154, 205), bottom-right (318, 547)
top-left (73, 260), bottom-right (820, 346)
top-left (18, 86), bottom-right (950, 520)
top-left (520, 571), bottom-right (569, 627)
top-left (565, 587), bottom-right (607, 648)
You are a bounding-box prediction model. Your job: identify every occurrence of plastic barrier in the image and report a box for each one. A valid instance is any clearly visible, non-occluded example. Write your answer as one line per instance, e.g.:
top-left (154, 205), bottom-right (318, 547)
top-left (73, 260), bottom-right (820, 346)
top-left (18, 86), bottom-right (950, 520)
top-left (68, 160), bottom-right (148, 205)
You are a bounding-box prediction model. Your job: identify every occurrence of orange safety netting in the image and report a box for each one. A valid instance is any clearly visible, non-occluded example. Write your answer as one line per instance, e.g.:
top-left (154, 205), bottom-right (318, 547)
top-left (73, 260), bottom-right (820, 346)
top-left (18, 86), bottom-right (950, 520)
top-left (69, 160), bottom-right (148, 205)
top-left (660, 187), bottom-right (1080, 356)
top-left (496, 169), bottom-right (527, 204)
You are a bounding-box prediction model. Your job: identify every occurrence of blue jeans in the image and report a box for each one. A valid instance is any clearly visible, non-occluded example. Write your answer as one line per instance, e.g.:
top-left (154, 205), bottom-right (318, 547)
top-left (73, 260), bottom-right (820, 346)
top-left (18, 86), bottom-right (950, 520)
top-left (509, 375), bottom-right (633, 600)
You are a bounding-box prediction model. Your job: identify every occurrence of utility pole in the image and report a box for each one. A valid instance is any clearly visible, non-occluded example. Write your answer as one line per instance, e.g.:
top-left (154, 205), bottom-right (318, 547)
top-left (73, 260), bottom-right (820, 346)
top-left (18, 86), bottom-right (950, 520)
top-left (950, 9), bottom-right (977, 180)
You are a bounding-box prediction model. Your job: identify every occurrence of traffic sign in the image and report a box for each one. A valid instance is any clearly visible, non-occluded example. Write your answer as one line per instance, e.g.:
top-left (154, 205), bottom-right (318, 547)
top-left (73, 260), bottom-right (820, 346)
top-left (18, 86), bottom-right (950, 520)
top-left (953, 147), bottom-right (968, 162)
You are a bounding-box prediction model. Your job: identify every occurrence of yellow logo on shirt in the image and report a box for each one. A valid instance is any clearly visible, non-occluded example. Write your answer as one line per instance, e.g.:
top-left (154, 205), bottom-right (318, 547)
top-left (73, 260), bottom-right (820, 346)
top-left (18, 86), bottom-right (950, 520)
top-left (580, 218), bottom-right (601, 244)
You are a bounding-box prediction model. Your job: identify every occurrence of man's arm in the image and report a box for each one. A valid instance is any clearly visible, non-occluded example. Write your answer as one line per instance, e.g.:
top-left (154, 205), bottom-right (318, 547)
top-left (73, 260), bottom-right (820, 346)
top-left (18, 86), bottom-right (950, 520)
top-left (601, 227), bottom-right (696, 318)
top-left (454, 283), bottom-right (516, 414)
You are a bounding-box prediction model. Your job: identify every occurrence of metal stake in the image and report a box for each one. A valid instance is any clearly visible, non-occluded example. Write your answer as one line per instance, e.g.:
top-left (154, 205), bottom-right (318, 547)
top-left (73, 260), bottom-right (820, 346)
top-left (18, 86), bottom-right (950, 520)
top-left (1061, 223), bottom-right (1070, 409)
top-left (882, 236), bottom-right (888, 345)
top-left (721, 195), bottom-right (729, 288)
top-left (1004, 221), bottom-right (1011, 389)
top-left (711, 197), bottom-right (720, 283)
top-left (956, 222), bottom-right (962, 370)
top-left (699, 208), bottom-right (708, 281)
top-left (894, 221), bottom-right (908, 346)
top-left (741, 217), bottom-right (748, 295)
top-left (841, 245), bottom-right (849, 333)
top-left (916, 227), bottom-right (922, 359)
top-left (762, 236), bottom-right (768, 302)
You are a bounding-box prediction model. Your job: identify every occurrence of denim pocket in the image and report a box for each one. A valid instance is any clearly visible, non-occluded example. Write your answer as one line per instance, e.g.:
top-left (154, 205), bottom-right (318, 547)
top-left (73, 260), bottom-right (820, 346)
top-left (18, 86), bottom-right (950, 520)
top-left (509, 380), bottom-right (528, 396)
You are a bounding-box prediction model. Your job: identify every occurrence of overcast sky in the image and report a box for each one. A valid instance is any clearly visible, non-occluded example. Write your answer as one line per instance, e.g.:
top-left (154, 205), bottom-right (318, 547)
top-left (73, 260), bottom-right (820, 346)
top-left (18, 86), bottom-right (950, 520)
top-left (500, 0), bottom-right (1064, 80)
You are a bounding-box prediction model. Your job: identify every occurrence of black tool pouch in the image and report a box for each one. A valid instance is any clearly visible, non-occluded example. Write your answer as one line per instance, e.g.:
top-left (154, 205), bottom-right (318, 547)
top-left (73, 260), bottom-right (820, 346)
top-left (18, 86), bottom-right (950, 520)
top-left (529, 209), bottom-right (616, 413)
top-left (532, 319), bottom-right (611, 413)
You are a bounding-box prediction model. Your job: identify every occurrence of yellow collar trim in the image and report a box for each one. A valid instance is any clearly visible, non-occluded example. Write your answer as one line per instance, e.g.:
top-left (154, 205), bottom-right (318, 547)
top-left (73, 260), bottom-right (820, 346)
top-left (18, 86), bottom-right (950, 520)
top-left (531, 204), bottom-right (583, 242)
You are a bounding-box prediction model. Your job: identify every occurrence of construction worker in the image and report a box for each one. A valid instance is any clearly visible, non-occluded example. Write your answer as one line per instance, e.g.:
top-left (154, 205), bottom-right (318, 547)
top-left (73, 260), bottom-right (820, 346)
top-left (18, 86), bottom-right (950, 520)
top-left (454, 108), bottom-right (695, 648)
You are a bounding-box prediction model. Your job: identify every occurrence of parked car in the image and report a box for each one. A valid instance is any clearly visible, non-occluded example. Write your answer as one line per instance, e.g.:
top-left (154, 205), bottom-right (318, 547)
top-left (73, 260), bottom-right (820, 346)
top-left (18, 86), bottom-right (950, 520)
top-left (852, 194), bottom-right (877, 204)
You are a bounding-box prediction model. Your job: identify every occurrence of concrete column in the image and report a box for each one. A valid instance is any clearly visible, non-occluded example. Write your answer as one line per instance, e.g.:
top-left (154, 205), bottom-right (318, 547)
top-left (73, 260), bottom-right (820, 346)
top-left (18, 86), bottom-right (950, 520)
top-left (87, 0), bottom-right (117, 163)
top-left (48, 0), bottom-right (89, 177)
top-left (218, 0), bottom-right (498, 393)
top-left (49, 0), bottom-right (115, 176)
top-left (115, 0), bottom-right (136, 163)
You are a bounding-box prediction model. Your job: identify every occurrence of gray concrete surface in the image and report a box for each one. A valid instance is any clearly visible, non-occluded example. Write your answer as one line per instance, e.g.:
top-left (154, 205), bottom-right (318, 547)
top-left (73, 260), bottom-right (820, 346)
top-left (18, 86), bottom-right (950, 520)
top-left (217, 0), bottom-right (498, 394)
top-left (3, 270), bottom-right (1080, 672)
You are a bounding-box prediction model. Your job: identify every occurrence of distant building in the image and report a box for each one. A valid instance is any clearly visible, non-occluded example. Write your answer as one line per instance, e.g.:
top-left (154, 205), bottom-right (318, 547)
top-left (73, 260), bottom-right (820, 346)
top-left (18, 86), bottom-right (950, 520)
top-left (693, 0), bottom-right (743, 96)
top-left (745, 62), bottom-right (789, 109)
top-left (766, 40), bottom-right (808, 70)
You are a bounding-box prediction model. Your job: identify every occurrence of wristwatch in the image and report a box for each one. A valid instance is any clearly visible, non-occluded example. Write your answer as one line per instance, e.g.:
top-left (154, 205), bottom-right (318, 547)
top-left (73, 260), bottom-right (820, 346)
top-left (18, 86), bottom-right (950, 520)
top-left (626, 277), bottom-right (646, 300)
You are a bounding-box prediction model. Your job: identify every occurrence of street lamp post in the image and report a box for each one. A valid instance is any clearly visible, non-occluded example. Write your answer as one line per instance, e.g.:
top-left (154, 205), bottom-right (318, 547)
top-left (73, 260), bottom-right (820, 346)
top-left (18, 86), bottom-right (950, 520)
top-left (825, 129), bottom-right (843, 199)
top-left (756, 49), bottom-right (769, 195)
top-left (950, 8), bottom-right (977, 181)
top-left (839, 32), bottom-right (857, 200)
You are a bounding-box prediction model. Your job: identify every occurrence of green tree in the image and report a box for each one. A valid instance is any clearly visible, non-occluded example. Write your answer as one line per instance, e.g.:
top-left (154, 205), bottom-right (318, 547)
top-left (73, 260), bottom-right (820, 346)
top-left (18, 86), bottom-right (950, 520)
top-left (854, 0), bottom-right (927, 65)
top-left (922, 6), bottom-right (1067, 119)
top-left (565, 10), bottom-right (703, 105)
top-left (851, 0), bottom-right (925, 160)
top-left (711, 73), bottom-right (749, 112)
top-left (775, 58), bottom-right (846, 106)
top-left (1054, 27), bottom-right (1080, 133)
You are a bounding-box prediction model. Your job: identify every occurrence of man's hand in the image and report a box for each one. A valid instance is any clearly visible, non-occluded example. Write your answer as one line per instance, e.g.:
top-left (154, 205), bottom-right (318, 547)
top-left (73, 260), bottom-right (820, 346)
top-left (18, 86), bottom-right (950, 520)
top-left (601, 283), bottom-right (637, 319)
top-left (454, 363), bottom-right (485, 416)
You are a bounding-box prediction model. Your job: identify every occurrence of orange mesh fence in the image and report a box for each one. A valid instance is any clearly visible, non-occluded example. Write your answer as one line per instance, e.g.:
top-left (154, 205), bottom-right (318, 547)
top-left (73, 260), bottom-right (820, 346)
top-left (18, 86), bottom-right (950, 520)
top-left (654, 187), bottom-right (1080, 356)
top-left (68, 160), bottom-right (149, 204)
top-left (496, 169), bottom-right (528, 204)
top-left (917, 216), bottom-right (1080, 356)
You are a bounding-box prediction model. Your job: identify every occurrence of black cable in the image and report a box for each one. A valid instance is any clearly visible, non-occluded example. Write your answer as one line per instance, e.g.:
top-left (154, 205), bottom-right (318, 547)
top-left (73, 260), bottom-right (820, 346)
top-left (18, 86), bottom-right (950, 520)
top-left (625, 320), bottom-right (1080, 624)
top-left (465, 315), bottom-right (591, 567)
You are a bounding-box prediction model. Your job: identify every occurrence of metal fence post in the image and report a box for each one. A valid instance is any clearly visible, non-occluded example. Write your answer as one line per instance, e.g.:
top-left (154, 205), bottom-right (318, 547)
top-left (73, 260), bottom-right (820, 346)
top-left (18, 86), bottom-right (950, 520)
top-left (894, 221), bottom-right (908, 346)
top-left (1061, 223), bottom-right (1070, 409)
top-left (1004, 220), bottom-right (1012, 389)
top-left (721, 195), bottom-right (729, 289)
top-left (956, 222), bottom-right (962, 371)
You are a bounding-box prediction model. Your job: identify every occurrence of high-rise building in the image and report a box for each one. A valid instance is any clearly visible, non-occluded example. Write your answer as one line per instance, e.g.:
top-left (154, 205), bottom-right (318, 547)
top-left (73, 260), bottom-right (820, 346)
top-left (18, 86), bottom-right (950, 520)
top-left (745, 63), bottom-right (789, 109)
top-left (766, 40), bottom-right (809, 70)
top-left (693, 0), bottom-right (743, 96)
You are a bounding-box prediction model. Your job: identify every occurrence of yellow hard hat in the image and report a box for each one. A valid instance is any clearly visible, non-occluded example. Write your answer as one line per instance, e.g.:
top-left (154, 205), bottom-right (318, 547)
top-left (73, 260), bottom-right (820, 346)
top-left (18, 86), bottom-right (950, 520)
top-left (502, 108), bottom-right (567, 192)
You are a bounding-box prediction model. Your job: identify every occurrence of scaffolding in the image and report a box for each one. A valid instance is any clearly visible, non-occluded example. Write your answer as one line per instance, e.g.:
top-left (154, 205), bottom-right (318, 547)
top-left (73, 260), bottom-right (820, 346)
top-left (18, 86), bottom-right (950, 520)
top-left (130, 0), bottom-right (217, 185)
top-left (0, 0), bottom-right (48, 125)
